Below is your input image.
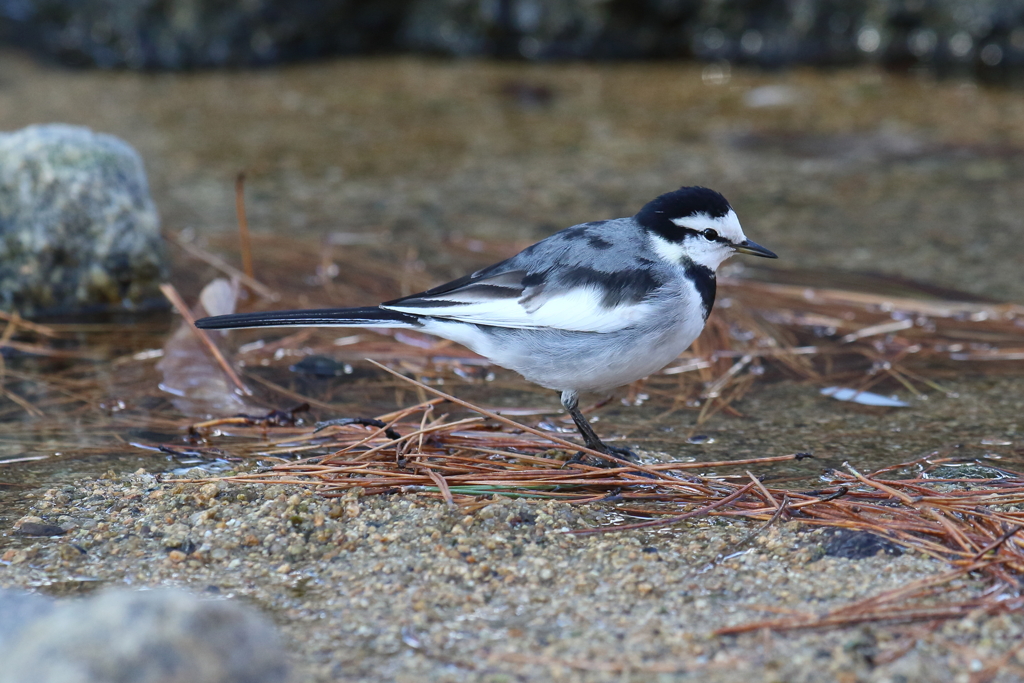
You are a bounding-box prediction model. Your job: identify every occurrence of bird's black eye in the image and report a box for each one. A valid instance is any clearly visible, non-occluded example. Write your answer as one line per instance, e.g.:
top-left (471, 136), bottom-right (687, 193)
top-left (702, 228), bottom-right (719, 241)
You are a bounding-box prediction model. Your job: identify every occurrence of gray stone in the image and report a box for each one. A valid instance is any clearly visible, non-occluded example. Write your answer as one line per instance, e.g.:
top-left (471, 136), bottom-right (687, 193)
top-left (0, 588), bottom-right (289, 683)
top-left (0, 589), bottom-right (55, 652)
top-left (0, 124), bottom-right (167, 315)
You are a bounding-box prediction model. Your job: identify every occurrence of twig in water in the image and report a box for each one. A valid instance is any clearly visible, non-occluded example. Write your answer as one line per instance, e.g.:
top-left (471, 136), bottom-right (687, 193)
top-left (235, 172), bottom-right (254, 281)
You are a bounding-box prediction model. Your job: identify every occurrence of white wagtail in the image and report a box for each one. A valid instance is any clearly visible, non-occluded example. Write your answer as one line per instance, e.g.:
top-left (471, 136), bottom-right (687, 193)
top-left (196, 186), bottom-right (777, 461)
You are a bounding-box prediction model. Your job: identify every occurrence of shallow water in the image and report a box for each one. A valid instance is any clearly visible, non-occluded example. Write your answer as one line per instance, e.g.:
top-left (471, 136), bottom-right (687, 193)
top-left (2, 51), bottom-right (1024, 531)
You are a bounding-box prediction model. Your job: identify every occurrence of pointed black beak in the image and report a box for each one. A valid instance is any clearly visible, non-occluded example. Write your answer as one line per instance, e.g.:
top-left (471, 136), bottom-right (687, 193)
top-left (733, 239), bottom-right (778, 259)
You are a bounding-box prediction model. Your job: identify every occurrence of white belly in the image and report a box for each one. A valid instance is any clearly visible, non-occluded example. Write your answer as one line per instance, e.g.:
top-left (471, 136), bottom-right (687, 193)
top-left (423, 307), bottom-right (706, 394)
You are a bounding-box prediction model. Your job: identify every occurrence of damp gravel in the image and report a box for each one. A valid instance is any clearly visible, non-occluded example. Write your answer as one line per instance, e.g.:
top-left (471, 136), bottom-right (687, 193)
top-left (2, 466), bottom-right (1024, 682)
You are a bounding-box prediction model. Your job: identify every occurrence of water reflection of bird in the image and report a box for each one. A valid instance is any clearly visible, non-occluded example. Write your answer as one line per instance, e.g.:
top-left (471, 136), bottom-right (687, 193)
top-left (196, 186), bottom-right (777, 462)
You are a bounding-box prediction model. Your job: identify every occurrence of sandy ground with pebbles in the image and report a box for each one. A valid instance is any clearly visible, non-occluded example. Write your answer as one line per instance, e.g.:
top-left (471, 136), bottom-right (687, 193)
top-left (3, 462), bottom-right (1024, 682)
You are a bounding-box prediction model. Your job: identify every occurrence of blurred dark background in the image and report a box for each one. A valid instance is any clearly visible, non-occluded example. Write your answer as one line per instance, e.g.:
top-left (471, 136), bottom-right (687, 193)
top-left (3, 0), bottom-right (1024, 81)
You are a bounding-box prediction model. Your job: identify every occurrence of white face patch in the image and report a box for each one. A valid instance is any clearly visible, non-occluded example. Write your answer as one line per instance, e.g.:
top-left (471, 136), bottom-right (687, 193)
top-left (670, 209), bottom-right (746, 244)
top-left (649, 233), bottom-right (687, 264)
top-left (661, 209), bottom-right (749, 271)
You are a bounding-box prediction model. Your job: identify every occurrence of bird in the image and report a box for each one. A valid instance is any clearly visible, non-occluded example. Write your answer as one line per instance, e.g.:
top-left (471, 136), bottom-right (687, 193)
top-left (195, 186), bottom-right (777, 462)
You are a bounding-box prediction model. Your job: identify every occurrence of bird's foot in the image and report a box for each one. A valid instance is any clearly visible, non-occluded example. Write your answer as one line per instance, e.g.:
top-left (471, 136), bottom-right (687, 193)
top-left (599, 444), bottom-right (640, 464)
top-left (563, 447), bottom-right (657, 479)
top-left (564, 443), bottom-right (639, 469)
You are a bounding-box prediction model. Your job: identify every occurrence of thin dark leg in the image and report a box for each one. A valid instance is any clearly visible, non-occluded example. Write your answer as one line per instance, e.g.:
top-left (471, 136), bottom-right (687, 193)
top-left (560, 390), bottom-right (637, 463)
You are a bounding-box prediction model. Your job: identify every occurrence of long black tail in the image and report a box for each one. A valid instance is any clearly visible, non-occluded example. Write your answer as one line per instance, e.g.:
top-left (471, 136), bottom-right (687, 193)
top-left (194, 306), bottom-right (421, 330)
